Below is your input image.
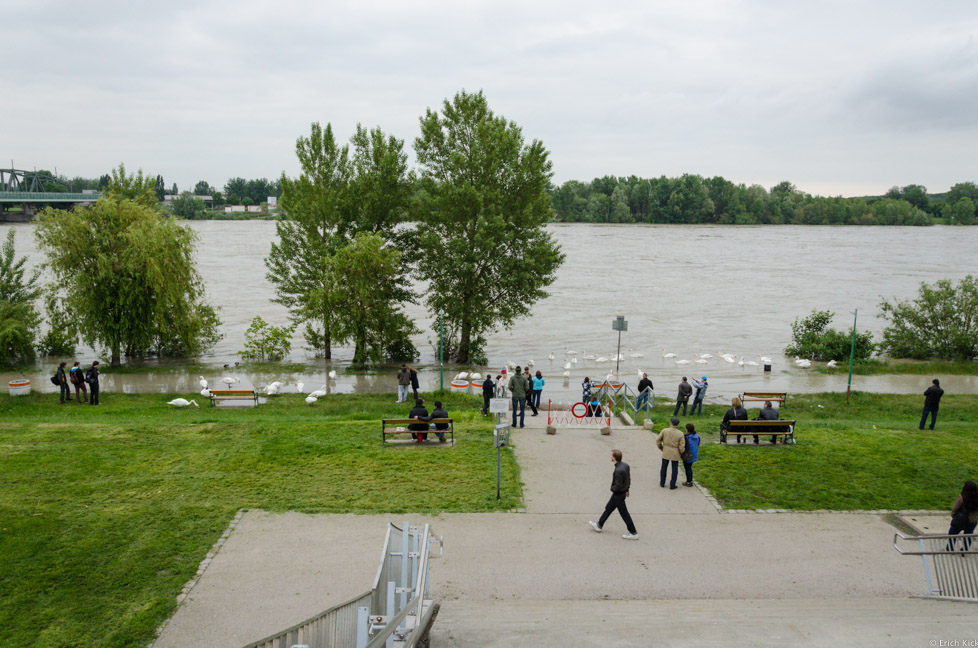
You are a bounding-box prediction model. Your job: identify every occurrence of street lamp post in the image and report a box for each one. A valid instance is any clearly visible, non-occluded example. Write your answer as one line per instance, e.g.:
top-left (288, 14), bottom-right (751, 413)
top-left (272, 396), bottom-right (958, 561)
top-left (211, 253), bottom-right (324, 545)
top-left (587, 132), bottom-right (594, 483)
top-left (846, 309), bottom-right (857, 403)
top-left (439, 310), bottom-right (444, 391)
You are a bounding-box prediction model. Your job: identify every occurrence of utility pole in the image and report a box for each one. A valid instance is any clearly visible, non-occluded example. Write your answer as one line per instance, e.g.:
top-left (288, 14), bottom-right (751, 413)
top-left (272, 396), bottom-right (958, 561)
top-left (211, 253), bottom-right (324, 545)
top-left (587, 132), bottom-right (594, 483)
top-left (439, 310), bottom-right (444, 391)
top-left (846, 309), bottom-right (857, 403)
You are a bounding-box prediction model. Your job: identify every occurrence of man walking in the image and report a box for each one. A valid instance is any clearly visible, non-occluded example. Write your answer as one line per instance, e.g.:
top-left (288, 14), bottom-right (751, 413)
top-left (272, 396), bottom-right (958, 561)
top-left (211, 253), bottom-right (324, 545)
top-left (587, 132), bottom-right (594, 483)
top-left (673, 377), bottom-right (692, 417)
top-left (689, 376), bottom-right (707, 415)
top-left (481, 374), bottom-right (495, 416)
top-left (657, 417), bottom-right (686, 490)
top-left (920, 379), bottom-right (944, 430)
top-left (508, 366), bottom-right (529, 428)
top-left (588, 449), bottom-right (639, 540)
top-left (396, 364), bottom-right (411, 403)
top-left (636, 373), bottom-right (653, 412)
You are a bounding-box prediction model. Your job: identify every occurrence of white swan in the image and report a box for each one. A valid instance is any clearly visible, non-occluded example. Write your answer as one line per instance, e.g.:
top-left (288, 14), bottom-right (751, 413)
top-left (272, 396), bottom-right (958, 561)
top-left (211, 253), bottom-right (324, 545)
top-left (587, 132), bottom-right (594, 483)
top-left (795, 359), bottom-right (812, 368)
top-left (456, 372), bottom-right (469, 380)
top-left (527, 359), bottom-right (534, 367)
top-left (698, 353), bottom-right (712, 360)
top-left (695, 358), bottom-right (708, 364)
top-left (566, 350), bottom-right (577, 356)
top-left (220, 376), bottom-right (240, 386)
top-left (737, 357), bottom-right (746, 367)
top-left (295, 381), bottom-right (304, 393)
top-left (596, 357), bottom-right (608, 363)
top-left (759, 356), bottom-right (772, 364)
top-left (562, 370), bottom-right (570, 377)
top-left (826, 360), bottom-right (838, 368)
top-left (470, 372), bottom-right (482, 380)
top-left (563, 362), bottom-right (571, 370)
top-left (305, 395), bottom-right (318, 405)
top-left (167, 398), bottom-right (199, 408)
top-left (310, 387), bottom-right (327, 397)
top-left (676, 359), bottom-right (691, 366)
top-left (198, 376), bottom-right (208, 389)
top-left (571, 357), bottom-right (578, 364)
top-left (662, 350), bottom-right (678, 359)
top-left (745, 360), bottom-right (759, 367)
top-left (200, 388), bottom-right (211, 398)
top-left (328, 370), bottom-right (337, 379)
top-left (583, 354), bottom-right (596, 361)
top-left (548, 352), bottom-right (555, 360)
top-left (722, 355), bottom-right (736, 363)
top-left (630, 352), bottom-right (644, 358)
top-left (637, 369), bottom-right (644, 379)
top-left (264, 384), bottom-right (279, 395)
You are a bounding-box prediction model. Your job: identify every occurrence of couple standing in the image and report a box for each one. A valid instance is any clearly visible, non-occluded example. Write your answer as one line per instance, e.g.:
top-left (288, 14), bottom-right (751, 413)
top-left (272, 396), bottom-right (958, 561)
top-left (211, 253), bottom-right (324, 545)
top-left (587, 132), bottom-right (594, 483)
top-left (507, 366), bottom-right (544, 428)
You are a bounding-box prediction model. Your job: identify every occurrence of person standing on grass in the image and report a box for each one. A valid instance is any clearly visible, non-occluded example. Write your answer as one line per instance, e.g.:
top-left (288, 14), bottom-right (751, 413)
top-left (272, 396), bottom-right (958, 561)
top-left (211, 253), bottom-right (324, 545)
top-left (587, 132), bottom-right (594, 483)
top-left (508, 366), bottom-right (529, 428)
top-left (481, 374), bottom-right (495, 416)
top-left (396, 364), bottom-right (411, 403)
top-left (588, 449), bottom-right (639, 540)
top-left (673, 377), bottom-right (692, 417)
top-left (409, 365), bottom-right (420, 401)
top-left (947, 480), bottom-right (978, 552)
top-left (689, 376), bottom-right (707, 416)
top-left (682, 423), bottom-right (700, 487)
top-left (56, 361), bottom-right (70, 404)
top-left (657, 417), bottom-right (686, 490)
top-left (85, 361), bottom-right (101, 405)
top-left (70, 361), bottom-right (88, 404)
top-left (636, 373), bottom-right (654, 412)
top-left (920, 379), bottom-right (944, 430)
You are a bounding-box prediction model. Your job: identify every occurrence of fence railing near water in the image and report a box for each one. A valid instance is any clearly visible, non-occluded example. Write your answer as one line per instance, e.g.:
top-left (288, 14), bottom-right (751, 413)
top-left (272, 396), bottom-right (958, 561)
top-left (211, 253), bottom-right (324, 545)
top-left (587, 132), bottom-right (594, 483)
top-left (596, 381), bottom-right (654, 423)
top-left (241, 521), bottom-right (441, 648)
top-left (893, 532), bottom-right (978, 601)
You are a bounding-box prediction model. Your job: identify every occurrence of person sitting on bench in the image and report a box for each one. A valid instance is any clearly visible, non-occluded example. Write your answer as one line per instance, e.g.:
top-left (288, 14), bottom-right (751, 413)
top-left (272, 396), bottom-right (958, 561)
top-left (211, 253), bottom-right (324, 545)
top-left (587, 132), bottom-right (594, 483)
top-left (408, 398), bottom-right (429, 442)
top-left (753, 400), bottom-right (780, 444)
top-left (421, 400), bottom-right (450, 443)
top-left (721, 396), bottom-right (749, 443)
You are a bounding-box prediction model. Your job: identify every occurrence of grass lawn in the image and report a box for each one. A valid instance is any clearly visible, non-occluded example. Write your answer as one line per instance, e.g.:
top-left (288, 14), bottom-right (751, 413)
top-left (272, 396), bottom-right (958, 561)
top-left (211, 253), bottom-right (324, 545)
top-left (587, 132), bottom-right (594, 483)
top-left (689, 392), bottom-right (978, 510)
top-left (0, 391), bottom-right (517, 648)
top-left (814, 358), bottom-right (978, 375)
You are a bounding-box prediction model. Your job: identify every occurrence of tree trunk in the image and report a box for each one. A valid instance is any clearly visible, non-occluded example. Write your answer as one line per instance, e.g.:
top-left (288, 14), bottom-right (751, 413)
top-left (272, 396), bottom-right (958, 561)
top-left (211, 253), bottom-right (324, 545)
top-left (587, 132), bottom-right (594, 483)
top-left (111, 340), bottom-right (121, 367)
top-left (458, 320), bottom-right (470, 364)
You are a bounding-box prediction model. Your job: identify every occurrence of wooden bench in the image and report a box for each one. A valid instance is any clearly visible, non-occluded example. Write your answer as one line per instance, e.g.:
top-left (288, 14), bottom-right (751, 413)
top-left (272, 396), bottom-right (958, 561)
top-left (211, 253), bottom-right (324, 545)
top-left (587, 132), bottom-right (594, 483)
top-left (382, 418), bottom-right (454, 445)
top-left (741, 391), bottom-right (787, 406)
top-left (210, 389), bottom-right (258, 406)
top-left (721, 419), bottom-right (797, 444)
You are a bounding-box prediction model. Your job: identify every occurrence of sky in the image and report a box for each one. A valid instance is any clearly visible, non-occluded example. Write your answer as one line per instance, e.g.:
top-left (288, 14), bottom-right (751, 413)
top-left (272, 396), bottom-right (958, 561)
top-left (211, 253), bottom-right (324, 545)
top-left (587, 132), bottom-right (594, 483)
top-left (4, 0), bottom-right (978, 197)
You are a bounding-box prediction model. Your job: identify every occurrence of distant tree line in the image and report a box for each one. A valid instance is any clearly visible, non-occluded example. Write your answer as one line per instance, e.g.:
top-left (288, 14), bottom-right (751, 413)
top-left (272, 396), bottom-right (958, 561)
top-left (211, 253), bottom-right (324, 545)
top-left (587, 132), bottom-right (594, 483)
top-left (548, 176), bottom-right (978, 226)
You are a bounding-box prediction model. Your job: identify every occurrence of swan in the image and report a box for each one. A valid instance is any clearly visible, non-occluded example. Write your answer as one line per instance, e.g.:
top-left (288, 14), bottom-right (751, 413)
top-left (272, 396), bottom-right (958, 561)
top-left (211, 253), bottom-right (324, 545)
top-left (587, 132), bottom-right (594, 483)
top-left (310, 389), bottom-right (327, 398)
top-left (470, 372), bottom-right (482, 380)
top-left (328, 370), bottom-right (337, 379)
top-left (220, 376), bottom-right (240, 386)
top-left (827, 360), bottom-right (838, 368)
top-left (745, 360), bottom-right (759, 367)
top-left (305, 395), bottom-right (318, 405)
top-left (571, 357), bottom-right (578, 364)
top-left (583, 354), bottom-right (596, 361)
top-left (264, 384), bottom-right (279, 395)
top-left (596, 357), bottom-right (608, 363)
top-left (270, 381), bottom-right (284, 389)
top-left (795, 359), bottom-right (812, 368)
top-left (676, 359), bottom-right (691, 366)
top-left (566, 350), bottom-right (577, 356)
top-left (722, 355), bottom-right (736, 363)
top-left (527, 359), bottom-right (534, 367)
top-left (562, 370), bottom-right (570, 377)
top-left (506, 361), bottom-right (516, 370)
top-left (695, 358), bottom-right (708, 364)
top-left (548, 352), bottom-right (555, 360)
top-left (662, 350), bottom-right (678, 359)
top-left (737, 357), bottom-right (746, 367)
top-left (295, 381), bottom-right (304, 393)
top-left (630, 352), bottom-right (644, 358)
top-left (698, 353), bottom-right (713, 360)
top-left (456, 372), bottom-right (469, 380)
top-left (563, 362), bottom-right (571, 370)
top-left (637, 369), bottom-right (644, 379)
top-left (198, 376), bottom-right (208, 389)
top-left (200, 388), bottom-right (211, 398)
top-left (759, 356), bottom-right (772, 364)
top-left (167, 398), bottom-right (199, 408)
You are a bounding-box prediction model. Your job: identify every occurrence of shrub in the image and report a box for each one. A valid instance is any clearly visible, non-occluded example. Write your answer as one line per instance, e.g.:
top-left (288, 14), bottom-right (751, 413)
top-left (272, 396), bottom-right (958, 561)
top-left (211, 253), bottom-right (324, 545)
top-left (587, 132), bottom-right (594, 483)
top-left (785, 309), bottom-right (874, 362)
top-left (0, 230), bottom-right (41, 365)
top-left (879, 276), bottom-right (978, 360)
top-left (240, 316), bottom-right (295, 361)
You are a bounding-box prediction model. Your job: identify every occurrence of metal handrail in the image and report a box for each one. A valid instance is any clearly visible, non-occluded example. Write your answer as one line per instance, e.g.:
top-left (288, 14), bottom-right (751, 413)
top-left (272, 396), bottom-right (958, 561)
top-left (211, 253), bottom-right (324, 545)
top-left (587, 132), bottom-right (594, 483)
top-left (893, 532), bottom-right (978, 555)
top-left (893, 532), bottom-right (978, 601)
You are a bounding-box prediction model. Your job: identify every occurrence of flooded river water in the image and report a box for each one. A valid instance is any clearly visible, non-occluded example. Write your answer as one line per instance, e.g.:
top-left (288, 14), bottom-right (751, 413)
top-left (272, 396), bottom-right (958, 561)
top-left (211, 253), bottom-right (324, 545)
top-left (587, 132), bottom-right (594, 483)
top-left (3, 221), bottom-right (977, 400)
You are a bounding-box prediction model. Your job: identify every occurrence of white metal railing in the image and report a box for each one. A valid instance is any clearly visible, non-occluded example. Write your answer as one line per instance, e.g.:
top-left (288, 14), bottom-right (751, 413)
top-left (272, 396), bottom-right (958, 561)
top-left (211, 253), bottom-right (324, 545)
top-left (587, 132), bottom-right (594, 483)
top-left (241, 521), bottom-right (441, 648)
top-left (893, 532), bottom-right (978, 601)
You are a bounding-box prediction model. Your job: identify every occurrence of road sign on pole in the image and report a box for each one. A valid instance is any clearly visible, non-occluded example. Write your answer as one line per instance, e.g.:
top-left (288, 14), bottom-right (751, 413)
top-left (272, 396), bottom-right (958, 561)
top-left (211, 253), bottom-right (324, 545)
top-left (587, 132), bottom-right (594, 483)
top-left (612, 316), bottom-right (627, 372)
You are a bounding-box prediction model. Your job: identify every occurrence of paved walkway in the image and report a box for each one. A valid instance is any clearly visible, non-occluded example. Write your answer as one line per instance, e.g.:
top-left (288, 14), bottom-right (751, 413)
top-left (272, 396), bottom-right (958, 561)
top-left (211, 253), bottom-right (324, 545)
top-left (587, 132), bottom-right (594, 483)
top-left (154, 425), bottom-right (966, 648)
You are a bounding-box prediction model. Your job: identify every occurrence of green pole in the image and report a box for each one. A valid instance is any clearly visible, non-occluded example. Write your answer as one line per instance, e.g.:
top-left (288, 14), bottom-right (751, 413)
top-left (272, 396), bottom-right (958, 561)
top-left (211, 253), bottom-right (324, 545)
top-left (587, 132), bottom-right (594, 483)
top-left (846, 309), bottom-right (857, 403)
top-left (439, 311), bottom-right (444, 391)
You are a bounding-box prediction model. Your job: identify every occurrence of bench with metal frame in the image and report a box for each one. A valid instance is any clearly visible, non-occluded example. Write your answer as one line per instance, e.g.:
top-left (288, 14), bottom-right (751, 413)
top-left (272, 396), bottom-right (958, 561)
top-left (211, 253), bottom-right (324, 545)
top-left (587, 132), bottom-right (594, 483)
top-left (741, 390), bottom-right (787, 406)
top-left (209, 389), bottom-right (258, 406)
top-left (382, 418), bottom-right (454, 445)
top-left (721, 419), bottom-right (796, 444)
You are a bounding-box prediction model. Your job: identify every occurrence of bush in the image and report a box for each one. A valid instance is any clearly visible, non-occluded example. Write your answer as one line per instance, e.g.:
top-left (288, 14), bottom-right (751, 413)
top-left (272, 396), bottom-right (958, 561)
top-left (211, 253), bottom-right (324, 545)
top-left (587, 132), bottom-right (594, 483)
top-left (785, 309), bottom-right (875, 362)
top-left (240, 316), bottom-right (295, 361)
top-left (879, 276), bottom-right (978, 360)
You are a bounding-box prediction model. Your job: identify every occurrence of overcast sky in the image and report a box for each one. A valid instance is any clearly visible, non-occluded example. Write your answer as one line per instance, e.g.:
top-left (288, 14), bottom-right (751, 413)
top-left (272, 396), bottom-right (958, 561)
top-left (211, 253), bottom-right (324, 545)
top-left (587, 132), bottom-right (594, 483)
top-left (5, 0), bottom-right (978, 197)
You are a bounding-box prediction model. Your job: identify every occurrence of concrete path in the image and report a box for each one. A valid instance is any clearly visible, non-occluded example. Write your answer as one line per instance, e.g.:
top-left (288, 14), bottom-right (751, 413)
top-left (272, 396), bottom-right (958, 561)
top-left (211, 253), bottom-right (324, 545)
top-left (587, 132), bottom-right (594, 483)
top-left (154, 424), bottom-right (962, 648)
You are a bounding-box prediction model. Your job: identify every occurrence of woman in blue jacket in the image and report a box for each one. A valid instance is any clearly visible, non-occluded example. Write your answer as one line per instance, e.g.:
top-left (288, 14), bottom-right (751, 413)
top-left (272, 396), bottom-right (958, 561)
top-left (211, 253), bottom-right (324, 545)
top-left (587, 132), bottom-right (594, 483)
top-left (682, 423), bottom-right (701, 487)
top-left (531, 370), bottom-right (545, 415)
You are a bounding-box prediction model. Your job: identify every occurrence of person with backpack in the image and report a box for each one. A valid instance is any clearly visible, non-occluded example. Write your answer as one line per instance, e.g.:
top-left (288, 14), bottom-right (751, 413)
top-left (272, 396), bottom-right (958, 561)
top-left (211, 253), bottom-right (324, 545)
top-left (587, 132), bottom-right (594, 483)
top-left (86, 361), bottom-right (101, 405)
top-left (681, 423), bottom-right (701, 487)
top-left (70, 361), bottom-right (88, 404)
top-left (54, 362), bottom-right (70, 404)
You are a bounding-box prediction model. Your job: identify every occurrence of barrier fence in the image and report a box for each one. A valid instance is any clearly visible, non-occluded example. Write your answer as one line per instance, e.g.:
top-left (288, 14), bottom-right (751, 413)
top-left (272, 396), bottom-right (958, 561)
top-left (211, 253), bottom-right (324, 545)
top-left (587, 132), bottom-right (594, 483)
top-left (893, 532), bottom-right (978, 601)
top-left (241, 521), bottom-right (441, 648)
top-left (546, 400), bottom-right (612, 427)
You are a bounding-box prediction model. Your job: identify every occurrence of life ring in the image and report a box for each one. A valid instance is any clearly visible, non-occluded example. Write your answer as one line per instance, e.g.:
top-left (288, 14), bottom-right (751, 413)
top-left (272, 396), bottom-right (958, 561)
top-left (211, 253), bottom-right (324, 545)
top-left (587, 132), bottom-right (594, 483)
top-left (450, 380), bottom-right (470, 390)
top-left (471, 379), bottom-right (484, 389)
top-left (8, 379), bottom-right (31, 396)
top-left (571, 402), bottom-right (588, 418)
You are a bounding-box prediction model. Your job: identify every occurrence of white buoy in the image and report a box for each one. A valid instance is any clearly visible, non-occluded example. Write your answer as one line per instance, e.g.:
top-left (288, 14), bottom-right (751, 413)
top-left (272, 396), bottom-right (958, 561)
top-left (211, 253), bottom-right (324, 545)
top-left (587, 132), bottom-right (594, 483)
top-left (167, 398), bottom-right (199, 408)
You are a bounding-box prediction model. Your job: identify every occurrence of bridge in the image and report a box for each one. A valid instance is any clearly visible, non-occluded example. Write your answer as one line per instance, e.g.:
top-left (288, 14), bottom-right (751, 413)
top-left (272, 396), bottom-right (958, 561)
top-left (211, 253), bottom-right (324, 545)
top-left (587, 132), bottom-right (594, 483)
top-left (1, 168), bottom-right (102, 221)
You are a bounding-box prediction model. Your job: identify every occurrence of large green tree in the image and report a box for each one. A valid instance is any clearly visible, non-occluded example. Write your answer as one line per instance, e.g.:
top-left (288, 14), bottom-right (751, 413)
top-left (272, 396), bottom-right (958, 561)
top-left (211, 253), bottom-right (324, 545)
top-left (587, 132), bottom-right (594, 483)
top-left (0, 229), bottom-right (42, 365)
top-left (35, 168), bottom-right (220, 365)
top-left (413, 90), bottom-right (565, 364)
top-left (879, 276), bottom-right (978, 361)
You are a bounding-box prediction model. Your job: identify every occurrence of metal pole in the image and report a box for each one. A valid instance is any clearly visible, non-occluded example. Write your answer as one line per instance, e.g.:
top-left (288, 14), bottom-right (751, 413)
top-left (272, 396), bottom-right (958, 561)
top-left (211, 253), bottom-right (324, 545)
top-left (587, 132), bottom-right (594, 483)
top-left (496, 442), bottom-right (501, 500)
top-left (439, 310), bottom-right (444, 391)
top-left (846, 309), bottom-right (857, 403)
top-left (616, 327), bottom-right (622, 374)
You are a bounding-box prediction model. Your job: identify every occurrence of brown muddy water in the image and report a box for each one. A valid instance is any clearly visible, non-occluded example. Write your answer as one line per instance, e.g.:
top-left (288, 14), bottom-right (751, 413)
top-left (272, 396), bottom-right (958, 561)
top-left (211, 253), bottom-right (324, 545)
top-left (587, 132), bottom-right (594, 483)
top-left (3, 221), bottom-right (977, 401)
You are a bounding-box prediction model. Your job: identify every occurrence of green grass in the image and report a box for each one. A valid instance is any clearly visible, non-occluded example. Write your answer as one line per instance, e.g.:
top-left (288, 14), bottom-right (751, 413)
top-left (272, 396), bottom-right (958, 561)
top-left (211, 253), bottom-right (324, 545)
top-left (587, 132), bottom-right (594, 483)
top-left (687, 392), bottom-right (978, 510)
top-left (814, 358), bottom-right (978, 375)
top-left (0, 392), bottom-right (518, 648)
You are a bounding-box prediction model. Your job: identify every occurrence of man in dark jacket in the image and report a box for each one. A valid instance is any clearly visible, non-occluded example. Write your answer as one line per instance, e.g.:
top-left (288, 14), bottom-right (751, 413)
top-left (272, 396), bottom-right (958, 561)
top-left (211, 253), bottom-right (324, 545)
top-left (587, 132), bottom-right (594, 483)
top-left (636, 373), bottom-right (653, 412)
top-left (588, 449), bottom-right (638, 540)
top-left (408, 398), bottom-right (429, 442)
top-left (86, 361), bottom-right (101, 406)
top-left (920, 379), bottom-right (945, 430)
top-left (673, 377), bottom-right (692, 416)
top-left (481, 375), bottom-right (495, 416)
top-left (422, 400), bottom-right (450, 442)
top-left (754, 400), bottom-right (780, 444)
top-left (409, 366), bottom-right (420, 400)
top-left (56, 362), bottom-right (70, 404)
top-left (508, 366), bottom-right (529, 428)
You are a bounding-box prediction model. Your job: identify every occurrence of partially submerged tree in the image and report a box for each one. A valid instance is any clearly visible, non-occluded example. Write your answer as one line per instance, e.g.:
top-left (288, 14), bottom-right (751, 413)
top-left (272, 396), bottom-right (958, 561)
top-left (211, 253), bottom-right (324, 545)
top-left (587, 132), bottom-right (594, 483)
top-left (879, 276), bottom-right (978, 361)
top-left (413, 90), bottom-right (565, 363)
top-left (0, 229), bottom-right (42, 365)
top-left (784, 309), bottom-right (874, 362)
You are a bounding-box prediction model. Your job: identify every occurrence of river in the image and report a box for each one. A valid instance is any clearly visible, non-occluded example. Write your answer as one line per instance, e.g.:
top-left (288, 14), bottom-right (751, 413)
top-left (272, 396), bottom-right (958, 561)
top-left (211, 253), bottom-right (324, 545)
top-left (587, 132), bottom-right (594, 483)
top-left (3, 221), bottom-right (977, 400)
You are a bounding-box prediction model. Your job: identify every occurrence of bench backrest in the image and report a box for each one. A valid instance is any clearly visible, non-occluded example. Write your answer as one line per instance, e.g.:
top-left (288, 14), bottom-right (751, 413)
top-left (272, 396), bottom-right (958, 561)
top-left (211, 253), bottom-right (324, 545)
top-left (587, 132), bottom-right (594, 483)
top-left (212, 389), bottom-right (256, 395)
top-left (727, 419), bottom-right (796, 427)
top-left (742, 391), bottom-right (787, 397)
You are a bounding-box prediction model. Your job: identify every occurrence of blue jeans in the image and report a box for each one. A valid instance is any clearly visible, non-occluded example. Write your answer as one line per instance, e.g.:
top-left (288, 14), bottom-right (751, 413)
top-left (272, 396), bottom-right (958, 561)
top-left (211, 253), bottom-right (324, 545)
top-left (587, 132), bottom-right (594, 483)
top-left (919, 406), bottom-right (938, 430)
top-left (690, 397), bottom-right (704, 416)
top-left (636, 391), bottom-right (650, 411)
top-left (512, 396), bottom-right (526, 427)
top-left (530, 390), bottom-right (542, 409)
top-left (397, 384), bottom-right (409, 402)
top-left (660, 458), bottom-right (679, 488)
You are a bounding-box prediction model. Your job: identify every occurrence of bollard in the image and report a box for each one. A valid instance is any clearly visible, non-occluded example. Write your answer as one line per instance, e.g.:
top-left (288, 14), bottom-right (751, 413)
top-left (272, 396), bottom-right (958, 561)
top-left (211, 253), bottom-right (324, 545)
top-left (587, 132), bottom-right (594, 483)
top-left (546, 425), bottom-right (557, 435)
top-left (600, 426), bottom-right (612, 436)
top-left (763, 363), bottom-right (772, 372)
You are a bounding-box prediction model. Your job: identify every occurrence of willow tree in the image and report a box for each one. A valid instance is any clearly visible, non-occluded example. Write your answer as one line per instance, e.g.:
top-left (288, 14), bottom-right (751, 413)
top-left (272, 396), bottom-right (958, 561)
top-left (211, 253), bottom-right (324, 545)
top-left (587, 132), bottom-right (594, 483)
top-left (0, 229), bottom-right (42, 365)
top-left (35, 170), bottom-right (220, 365)
top-left (413, 90), bottom-right (564, 363)
top-left (268, 122), bottom-right (413, 359)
